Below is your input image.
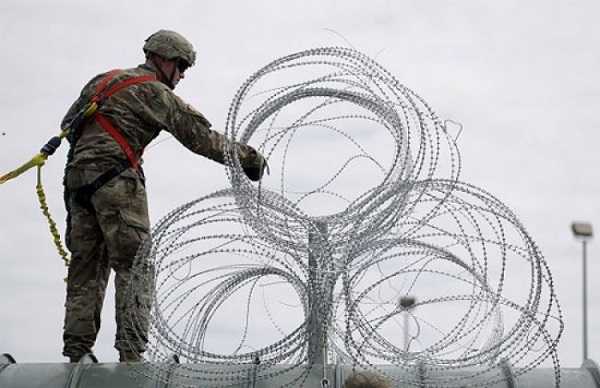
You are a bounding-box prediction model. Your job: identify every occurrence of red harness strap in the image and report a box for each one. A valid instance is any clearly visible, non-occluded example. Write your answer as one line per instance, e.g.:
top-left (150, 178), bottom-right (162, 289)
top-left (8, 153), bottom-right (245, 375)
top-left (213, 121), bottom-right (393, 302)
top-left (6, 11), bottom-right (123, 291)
top-left (91, 69), bottom-right (157, 174)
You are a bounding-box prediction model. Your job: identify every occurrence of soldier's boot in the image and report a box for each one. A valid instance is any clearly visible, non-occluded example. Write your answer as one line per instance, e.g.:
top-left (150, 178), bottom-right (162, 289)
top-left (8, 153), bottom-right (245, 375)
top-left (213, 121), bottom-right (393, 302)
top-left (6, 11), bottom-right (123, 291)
top-left (119, 351), bottom-right (141, 363)
top-left (68, 353), bottom-right (98, 363)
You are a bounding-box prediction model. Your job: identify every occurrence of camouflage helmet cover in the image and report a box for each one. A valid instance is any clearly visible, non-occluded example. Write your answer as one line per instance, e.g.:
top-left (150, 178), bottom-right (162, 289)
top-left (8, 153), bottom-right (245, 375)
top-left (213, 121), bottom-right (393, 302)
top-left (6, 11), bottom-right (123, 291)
top-left (143, 30), bottom-right (196, 66)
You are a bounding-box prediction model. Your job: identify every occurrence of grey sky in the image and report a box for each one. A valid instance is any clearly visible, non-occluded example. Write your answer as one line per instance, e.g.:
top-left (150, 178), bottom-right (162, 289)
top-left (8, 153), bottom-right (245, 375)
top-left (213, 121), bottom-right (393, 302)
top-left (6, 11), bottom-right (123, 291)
top-left (0, 0), bottom-right (599, 367)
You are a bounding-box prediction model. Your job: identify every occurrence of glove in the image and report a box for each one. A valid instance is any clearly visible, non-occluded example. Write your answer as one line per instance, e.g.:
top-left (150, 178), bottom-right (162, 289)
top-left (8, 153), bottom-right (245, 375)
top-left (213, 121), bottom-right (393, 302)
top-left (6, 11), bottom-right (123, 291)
top-left (243, 151), bottom-right (268, 181)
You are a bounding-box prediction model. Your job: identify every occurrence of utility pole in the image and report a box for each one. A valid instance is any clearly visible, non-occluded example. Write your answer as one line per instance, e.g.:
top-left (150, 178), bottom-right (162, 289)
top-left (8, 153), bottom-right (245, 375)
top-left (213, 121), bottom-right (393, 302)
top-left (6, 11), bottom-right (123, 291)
top-left (571, 221), bottom-right (593, 361)
top-left (400, 295), bottom-right (416, 352)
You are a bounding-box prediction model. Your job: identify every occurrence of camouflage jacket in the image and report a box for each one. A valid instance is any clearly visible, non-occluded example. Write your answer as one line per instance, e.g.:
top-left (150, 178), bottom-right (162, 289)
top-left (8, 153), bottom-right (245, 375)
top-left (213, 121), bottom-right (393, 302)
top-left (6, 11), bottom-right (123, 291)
top-left (62, 62), bottom-right (262, 187)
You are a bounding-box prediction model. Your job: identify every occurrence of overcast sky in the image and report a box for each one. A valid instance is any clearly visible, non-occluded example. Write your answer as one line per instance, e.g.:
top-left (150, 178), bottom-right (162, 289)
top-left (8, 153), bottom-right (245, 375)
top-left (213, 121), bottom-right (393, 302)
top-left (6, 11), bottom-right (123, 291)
top-left (1, 0), bottom-right (599, 369)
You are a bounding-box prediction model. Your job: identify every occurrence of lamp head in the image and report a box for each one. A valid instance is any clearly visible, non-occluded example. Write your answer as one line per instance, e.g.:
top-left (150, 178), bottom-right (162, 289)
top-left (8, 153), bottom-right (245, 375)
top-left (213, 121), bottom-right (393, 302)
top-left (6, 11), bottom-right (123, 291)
top-left (571, 222), bottom-right (593, 239)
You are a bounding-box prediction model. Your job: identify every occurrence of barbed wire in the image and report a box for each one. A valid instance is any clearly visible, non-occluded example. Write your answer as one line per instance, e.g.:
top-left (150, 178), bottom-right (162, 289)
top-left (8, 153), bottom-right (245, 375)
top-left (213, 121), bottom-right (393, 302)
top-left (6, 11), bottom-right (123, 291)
top-left (124, 47), bottom-right (563, 387)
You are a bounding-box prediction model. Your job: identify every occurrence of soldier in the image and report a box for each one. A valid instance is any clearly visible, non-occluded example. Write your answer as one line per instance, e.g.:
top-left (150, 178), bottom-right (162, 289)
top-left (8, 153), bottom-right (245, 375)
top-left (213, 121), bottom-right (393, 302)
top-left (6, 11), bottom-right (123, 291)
top-left (61, 30), bottom-right (266, 363)
top-left (344, 371), bottom-right (393, 388)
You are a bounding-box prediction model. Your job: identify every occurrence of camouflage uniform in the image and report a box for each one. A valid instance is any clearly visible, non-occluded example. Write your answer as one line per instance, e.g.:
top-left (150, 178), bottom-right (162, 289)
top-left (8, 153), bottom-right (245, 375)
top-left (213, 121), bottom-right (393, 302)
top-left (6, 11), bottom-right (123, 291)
top-left (62, 31), bottom-right (265, 362)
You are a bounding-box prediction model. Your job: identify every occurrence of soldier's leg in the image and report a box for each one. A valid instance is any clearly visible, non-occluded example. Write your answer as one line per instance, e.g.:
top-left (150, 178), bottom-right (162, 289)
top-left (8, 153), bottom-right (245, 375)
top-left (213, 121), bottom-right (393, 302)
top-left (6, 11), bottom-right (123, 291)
top-left (63, 200), bottom-right (111, 362)
top-left (94, 175), bottom-right (151, 361)
top-left (114, 263), bottom-right (154, 362)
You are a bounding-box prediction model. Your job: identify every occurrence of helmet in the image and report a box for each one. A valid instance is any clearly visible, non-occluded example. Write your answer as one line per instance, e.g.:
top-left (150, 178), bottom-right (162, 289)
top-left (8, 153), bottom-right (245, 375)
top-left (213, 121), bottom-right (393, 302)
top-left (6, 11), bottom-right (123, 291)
top-left (143, 30), bottom-right (196, 67)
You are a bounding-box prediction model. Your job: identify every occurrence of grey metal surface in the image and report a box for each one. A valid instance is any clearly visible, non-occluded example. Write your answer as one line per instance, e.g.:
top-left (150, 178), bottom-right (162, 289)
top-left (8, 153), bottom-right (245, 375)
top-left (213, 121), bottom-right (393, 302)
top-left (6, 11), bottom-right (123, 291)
top-left (1, 359), bottom-right (600, 388)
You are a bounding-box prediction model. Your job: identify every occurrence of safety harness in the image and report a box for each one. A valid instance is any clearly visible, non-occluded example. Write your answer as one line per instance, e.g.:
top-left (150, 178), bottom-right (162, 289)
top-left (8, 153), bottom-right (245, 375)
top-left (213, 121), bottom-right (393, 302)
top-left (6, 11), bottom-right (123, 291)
top-left (0, 69), bottom-right (158, 273)
top-left (71, 70), bottom-right (157, 205)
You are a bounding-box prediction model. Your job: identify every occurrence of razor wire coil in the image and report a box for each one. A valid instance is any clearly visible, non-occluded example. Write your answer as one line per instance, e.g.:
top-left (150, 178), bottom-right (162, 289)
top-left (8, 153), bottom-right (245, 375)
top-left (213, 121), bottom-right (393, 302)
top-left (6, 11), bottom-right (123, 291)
top-left (125, 47), bottom-right (563, 387)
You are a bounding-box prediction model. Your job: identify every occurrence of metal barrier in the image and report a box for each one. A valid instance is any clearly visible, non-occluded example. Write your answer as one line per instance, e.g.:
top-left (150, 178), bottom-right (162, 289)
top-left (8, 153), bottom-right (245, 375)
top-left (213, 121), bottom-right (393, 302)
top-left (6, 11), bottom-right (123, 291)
top-left (1, 353), bottom-right (600, 388)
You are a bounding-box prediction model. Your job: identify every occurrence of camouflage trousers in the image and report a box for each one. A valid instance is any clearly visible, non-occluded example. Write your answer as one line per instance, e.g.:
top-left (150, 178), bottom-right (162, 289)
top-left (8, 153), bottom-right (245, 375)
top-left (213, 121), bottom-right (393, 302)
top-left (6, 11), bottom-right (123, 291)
top-left (63, 172), bottom-right (154, 360)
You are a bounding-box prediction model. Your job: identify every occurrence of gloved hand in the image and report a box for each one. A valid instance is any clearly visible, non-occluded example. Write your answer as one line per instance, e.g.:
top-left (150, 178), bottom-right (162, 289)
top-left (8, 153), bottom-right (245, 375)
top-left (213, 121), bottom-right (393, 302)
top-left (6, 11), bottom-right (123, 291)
top-left (243, 150), bottom-right (268, 181)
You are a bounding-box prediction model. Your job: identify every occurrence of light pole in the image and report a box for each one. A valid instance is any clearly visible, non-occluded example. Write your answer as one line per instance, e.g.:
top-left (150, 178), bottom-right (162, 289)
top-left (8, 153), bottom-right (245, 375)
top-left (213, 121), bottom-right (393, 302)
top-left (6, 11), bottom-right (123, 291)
top-left (400, 295), bottom-right (416, 352)
top-left (571, 221), bottom-right (593, 361)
